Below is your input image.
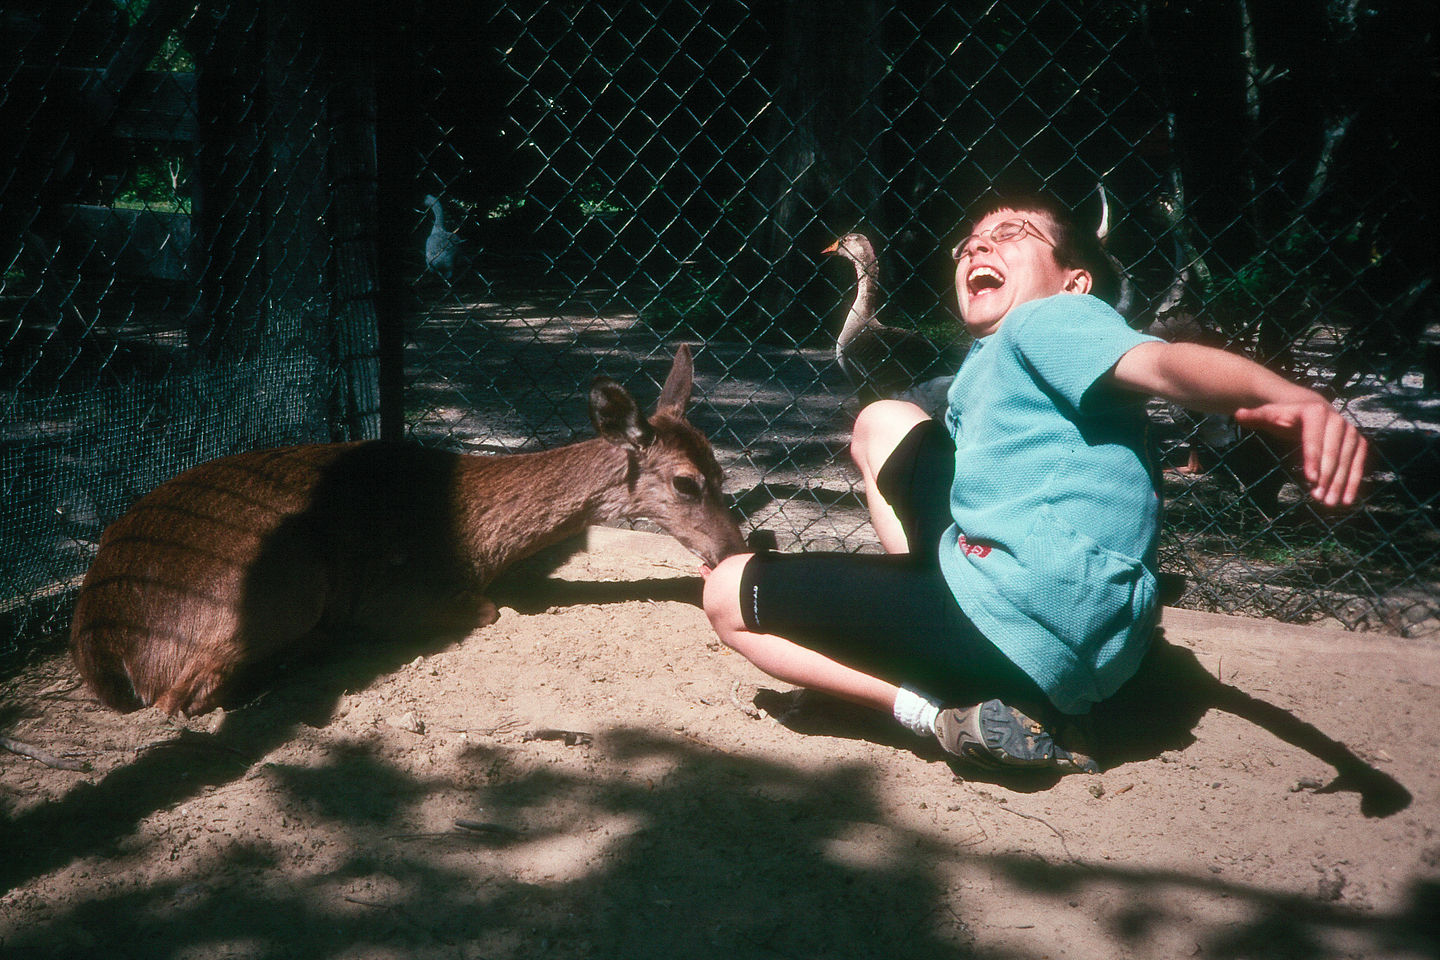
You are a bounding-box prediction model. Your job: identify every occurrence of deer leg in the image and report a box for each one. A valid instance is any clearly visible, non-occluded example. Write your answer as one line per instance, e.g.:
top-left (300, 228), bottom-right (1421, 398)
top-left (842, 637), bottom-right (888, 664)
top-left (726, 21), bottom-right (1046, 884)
top-left (150, 548), bottom-right (331, 716)
top-left (1167, 446), bottom-right (1204, 476)
top-left (152, 643), bottom-right (247, 717)
top-left (426, 590), bottom-right (499, 635)
top-left (473, 596), bottom-right (500, 629)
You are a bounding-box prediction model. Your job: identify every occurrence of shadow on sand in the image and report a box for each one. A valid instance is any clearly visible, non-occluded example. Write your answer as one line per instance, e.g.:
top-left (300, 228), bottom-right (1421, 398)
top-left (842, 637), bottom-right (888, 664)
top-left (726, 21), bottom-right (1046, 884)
top-left (755, 629), bottom-right (1412, 818)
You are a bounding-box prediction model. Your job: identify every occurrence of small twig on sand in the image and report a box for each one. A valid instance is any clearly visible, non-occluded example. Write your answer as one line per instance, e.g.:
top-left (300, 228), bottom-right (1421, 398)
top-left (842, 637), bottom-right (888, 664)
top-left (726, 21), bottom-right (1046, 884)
top-left (993, 803), bottom-right (1073, 860)
top-left (454, 819), bottom-right (524, 838)
top-left (343, 896), bottom-right (395, 909)
top-left (961, 781), bottom-right (1074, 861)
top-left (387, 820), bottom-right (525, 842)
top-left (135, 737), bottom-right (250, 760)
top-left (0, 735), bottom-right (90, 771)
top-left (676, 729), bottom-right (736, 756)
top-left (34, 679), bottom-right (84, 700)
top-left (521, 728), bottom-right (593, 746)
top-left (729, 680), bottom-right (761, 719)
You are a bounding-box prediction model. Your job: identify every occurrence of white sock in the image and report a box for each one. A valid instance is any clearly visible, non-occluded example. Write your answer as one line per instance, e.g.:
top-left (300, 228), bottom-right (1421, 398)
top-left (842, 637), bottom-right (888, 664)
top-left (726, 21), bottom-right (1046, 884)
top-left (893, 685), bottom-right (942, 738)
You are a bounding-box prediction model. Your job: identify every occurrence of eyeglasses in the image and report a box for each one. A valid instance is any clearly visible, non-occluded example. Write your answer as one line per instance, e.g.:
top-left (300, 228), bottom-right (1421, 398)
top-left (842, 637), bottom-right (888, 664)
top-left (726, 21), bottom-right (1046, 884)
top-left (952, 219), bottom-right (1055, 260)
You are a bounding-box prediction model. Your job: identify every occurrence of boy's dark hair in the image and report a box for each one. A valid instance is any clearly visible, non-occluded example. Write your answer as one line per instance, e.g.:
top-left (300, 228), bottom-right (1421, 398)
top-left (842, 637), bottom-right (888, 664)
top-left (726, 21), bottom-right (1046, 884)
top-left (967, 191), bottom-right (1121, 306)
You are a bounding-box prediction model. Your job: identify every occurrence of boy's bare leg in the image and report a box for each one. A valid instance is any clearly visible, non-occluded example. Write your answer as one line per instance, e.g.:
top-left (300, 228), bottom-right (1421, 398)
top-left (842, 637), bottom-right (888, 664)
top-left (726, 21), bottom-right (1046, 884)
top-left (702, 554), bottom-right (900, 712)
top-left (702, 553), bottom-right (1095, 773)
top-left (702, 400), bottom-right (929, 712)
top-left (850, 399), bottom-right (932, 554)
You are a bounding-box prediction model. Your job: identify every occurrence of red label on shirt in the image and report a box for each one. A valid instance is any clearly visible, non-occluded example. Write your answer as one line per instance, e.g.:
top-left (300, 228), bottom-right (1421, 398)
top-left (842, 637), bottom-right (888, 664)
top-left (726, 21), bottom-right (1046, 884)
top-left (956, 534), bottom-right (991, 558)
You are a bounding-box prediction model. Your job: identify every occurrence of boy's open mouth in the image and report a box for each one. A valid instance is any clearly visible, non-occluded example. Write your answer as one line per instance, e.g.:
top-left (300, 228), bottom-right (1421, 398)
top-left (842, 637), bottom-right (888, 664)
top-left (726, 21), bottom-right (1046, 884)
top-left (967, 265), bottom-right (1005, 296)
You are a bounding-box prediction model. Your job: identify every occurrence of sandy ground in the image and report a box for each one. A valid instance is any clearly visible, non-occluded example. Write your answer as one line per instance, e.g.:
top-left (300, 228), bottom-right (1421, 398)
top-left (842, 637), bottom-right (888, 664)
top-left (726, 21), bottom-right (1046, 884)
top-left (2, 526), bottom-right (1438, 960)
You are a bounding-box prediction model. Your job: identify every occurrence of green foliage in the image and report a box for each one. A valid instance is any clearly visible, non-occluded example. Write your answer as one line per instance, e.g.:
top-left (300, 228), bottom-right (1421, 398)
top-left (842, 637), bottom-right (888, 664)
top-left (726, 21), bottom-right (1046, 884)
top-left (120, 1), bottom-right (194, 71)
top-left (576, 182), bottom-right (624, 217)
top-left (485, 194), bottom-right (531, 220)
top-left (114, 150), bottom-right (190, 214)
top-left (146, 32), bottom-right (194, 72)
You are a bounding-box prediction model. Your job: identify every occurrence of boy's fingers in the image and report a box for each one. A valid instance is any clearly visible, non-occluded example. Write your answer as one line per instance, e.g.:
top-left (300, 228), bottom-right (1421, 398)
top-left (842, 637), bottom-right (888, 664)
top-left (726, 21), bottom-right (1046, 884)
top-left (1336, 427), bottom-right (1368, 505)
top-left (1300, 406), bottom-right (1328, 488)
top-left (1312, 415), bottom-right (1366, 506)
top-left (1238, 402), bottom-right (1366, 507)
top-left (1314, 409), bottom-right (1348, 495)
top-left (1221, 402), bottom-right (1365, 507)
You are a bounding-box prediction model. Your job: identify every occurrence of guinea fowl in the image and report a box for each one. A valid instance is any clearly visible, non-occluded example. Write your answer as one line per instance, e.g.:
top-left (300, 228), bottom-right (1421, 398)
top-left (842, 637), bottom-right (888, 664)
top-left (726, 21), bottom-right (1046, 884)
top-left (422, 194), bottom-right (464, 282)
top-left (1142, 233), bottom-right (1235, 474)
top-left (823, 232), bottom-right (954, 414)
top-left (1141, 232), bottom-right (1290, 514)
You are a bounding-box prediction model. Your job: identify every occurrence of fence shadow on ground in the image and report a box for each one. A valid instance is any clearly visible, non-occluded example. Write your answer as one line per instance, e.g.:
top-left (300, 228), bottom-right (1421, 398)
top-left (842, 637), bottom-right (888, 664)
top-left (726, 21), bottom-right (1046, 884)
top-left (0, 560), bottom-right (696, 892)
top-left (0, 572), bottom-right (1428, 959)
top-left (3, 720), bottom-right (1434, 960)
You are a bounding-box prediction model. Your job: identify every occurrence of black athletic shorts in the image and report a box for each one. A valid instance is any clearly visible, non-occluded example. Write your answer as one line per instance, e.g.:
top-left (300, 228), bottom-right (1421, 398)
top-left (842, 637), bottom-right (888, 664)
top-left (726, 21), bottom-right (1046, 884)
top-left (738, 419), bottom-right (1054, 717)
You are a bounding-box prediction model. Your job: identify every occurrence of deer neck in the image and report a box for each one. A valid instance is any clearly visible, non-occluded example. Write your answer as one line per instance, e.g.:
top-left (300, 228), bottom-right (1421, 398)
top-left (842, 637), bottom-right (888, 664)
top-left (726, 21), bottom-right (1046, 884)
top-left (455, 437), bottom-right (634, 577)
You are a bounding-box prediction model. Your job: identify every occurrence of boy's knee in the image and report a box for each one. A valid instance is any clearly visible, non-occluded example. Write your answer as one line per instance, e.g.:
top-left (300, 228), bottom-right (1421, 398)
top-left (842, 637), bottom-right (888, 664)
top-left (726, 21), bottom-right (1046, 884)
top-left (702, 552), bottom-right (752, 636)
top-left (851, 399), bottom-right (929, 474)
top-left (849, 400), bottom-right (892, 470)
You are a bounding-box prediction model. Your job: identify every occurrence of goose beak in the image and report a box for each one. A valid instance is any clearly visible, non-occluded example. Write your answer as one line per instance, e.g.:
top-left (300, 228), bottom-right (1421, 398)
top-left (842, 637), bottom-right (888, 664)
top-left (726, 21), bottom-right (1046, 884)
top-left (822, 240), bottom-right (840, 254)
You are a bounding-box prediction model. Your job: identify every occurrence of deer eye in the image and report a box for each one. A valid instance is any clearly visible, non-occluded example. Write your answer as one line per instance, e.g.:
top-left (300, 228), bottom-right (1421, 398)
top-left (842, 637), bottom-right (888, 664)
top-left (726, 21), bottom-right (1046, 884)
top-left (671, 475), bottom-right (703, 501)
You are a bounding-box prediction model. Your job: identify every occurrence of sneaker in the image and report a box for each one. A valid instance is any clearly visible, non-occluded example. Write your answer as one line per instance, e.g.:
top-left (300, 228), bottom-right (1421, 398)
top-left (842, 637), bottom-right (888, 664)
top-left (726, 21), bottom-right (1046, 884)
top-left (934, 699), bottom-right (1098, 774)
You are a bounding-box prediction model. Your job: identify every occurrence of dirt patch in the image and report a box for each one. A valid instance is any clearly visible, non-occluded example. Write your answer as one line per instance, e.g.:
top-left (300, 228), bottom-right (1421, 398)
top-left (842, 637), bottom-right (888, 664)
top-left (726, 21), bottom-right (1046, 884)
top-left (2, 527), bottom-right (1438, 959)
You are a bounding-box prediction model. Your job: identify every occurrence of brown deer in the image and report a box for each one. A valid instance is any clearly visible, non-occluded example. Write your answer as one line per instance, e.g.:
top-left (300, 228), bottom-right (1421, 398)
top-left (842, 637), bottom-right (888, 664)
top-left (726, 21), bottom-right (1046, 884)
top-left (70, 345), bottom-right (745, 717)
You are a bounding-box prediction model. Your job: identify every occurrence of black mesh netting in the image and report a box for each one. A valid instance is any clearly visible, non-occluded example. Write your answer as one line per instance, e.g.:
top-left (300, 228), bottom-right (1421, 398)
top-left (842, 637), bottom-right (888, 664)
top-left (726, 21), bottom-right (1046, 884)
top-left (3, 0), bottom-right (1436, 662)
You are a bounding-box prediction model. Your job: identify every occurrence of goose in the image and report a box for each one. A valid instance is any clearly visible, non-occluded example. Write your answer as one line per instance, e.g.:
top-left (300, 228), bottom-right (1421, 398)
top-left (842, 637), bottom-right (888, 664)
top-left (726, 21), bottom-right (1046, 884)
top-left (823, 232), bottom-right (954, 415)
top-left (422, 194), bottom-right (464, 282)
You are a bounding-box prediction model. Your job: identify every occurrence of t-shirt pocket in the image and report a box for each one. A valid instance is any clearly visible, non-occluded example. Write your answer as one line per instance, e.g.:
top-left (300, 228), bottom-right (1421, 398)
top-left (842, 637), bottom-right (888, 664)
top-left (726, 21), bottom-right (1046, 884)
top-left (1004, 504), bottom-right (1155, 664)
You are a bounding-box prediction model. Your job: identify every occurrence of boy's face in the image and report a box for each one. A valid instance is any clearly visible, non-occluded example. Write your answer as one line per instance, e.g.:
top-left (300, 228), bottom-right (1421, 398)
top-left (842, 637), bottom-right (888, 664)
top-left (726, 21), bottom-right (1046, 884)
top-left (953, 207), bottom-right (1092, 338)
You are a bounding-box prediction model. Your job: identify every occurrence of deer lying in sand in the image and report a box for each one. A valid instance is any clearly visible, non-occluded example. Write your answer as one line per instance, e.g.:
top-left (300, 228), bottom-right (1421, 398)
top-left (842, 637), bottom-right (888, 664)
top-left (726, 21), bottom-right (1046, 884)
top-left (70, 345), bottom-right (745, 717)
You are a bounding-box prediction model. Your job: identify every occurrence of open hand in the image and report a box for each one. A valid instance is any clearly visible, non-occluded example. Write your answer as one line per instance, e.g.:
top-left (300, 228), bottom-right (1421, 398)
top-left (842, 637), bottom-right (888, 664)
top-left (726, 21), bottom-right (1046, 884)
top-left (1234, 399), bottom-right (1367, 506)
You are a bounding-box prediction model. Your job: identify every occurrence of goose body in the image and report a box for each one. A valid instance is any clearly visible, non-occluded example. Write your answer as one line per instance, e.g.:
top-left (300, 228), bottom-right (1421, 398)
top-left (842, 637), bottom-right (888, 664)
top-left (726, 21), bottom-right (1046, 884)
top-left (423, 194), bottom-right (464, 282)
top-left (823, 233), bottom-right (953, 413)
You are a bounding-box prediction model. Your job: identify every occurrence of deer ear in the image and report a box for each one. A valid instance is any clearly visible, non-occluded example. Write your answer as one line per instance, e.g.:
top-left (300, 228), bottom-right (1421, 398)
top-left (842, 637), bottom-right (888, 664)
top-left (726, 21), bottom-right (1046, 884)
top-left (590, 377), bottom-right (654, 449)
top-left (655, 343), bottom-right (694, 416)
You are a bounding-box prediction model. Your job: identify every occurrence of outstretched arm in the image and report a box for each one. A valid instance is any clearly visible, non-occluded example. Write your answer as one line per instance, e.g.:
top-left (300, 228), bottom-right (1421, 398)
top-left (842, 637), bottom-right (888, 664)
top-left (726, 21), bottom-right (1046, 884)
top-left (1111, 340), bottom-right (1367, 506)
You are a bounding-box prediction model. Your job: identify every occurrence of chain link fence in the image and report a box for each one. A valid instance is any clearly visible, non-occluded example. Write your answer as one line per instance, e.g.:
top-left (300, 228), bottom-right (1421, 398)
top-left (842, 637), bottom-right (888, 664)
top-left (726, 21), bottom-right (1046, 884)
top-left (3, 0), bottom-right (1437, 667)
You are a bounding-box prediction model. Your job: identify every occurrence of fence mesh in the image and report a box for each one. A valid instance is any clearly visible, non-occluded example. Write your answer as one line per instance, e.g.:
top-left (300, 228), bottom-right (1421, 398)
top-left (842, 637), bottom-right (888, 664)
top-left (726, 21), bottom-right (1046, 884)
top-left (3, 0), bottom-right (1437, 666)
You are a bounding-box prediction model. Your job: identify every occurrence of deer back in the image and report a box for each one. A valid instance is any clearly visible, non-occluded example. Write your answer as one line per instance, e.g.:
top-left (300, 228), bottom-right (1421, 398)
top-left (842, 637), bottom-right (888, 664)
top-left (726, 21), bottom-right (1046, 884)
top-left (69, 345), bottom-right (744, 716)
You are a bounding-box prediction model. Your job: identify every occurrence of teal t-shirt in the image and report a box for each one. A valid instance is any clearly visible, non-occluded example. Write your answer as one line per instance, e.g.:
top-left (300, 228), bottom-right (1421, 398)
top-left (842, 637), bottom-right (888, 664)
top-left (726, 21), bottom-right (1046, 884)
top-left (937, 294), bottom-right (1163, 714)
